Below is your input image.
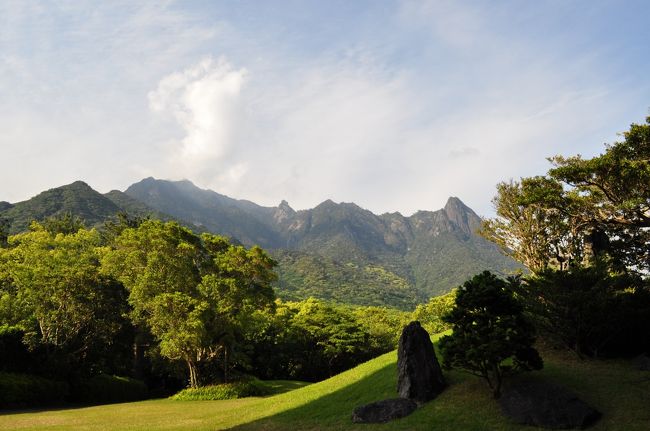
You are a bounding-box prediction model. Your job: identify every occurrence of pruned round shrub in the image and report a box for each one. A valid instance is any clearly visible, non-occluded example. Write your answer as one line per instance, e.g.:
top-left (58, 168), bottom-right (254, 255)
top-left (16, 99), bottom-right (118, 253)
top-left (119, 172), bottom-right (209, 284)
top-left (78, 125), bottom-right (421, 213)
top-left (171, 377), bottom-right (272, 401)
top-left (70, 374), bottom-right (148, 404)
top-left (0, 372), bottom-right (69, 408)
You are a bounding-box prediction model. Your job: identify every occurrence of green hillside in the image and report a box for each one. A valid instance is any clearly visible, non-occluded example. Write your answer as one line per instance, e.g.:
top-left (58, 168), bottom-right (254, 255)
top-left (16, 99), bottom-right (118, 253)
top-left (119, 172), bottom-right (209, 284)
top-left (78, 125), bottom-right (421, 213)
top-left (103, 190), bottom-right (173, 222)
top-left (274, 250), bottom-right (424, 309)
top-left (0, 182), bottom-right (172, 234)
top-left (2, 344), bottom-right (647, 430)
top-left (1, 181), bottom-right (122, 234)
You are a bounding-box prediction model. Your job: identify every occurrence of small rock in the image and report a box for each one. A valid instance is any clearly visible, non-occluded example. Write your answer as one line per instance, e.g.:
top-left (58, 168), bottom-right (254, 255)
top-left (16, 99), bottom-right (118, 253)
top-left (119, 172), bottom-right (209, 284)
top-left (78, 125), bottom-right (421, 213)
top-left (499, 381), bottom-right (601, 429)
top-left (397, 321), bottom-right (446, 402)
top-left (351, 398), bottom-right (418, 423)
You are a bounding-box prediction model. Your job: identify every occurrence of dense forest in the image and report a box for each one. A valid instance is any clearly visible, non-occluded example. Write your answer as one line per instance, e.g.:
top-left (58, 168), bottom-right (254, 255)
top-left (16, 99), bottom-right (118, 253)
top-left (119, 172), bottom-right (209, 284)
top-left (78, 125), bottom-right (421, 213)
top-left (0, 213), bottom-right (458, 405)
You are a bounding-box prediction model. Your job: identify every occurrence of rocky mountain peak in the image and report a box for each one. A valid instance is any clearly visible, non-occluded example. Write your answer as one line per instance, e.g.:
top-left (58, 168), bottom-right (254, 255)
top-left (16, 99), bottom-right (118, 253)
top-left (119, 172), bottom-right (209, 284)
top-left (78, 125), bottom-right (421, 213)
top-left (274, 200), bottom-right (296, 224)
top-left (278, 200), bottom-right (294, 213)
top-left (443, 196), bottom-right (480, 236)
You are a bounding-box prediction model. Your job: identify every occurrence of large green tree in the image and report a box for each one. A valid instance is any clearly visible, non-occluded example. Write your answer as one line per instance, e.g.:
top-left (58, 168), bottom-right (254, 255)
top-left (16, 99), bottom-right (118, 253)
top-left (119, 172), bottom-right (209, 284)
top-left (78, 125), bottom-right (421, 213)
top-left (483, 116), bottom-right (650, 274)
top-left (102, 220), bottom-right (276, 387)
top-left (0, 223), bottom-right (126, 376)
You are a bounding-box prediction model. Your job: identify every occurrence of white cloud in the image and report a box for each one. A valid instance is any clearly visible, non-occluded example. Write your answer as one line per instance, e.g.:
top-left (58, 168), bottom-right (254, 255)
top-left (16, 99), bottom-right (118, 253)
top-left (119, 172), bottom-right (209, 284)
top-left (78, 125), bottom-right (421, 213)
top-left (149, 57), bottom-right (247, 176)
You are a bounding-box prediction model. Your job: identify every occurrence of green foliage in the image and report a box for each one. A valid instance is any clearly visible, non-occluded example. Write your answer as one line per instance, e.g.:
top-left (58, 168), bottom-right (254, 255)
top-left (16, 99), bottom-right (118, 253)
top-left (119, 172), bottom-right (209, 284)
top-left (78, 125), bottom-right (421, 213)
top-left (352, 305), bottom-right (411, 350)
top-left (483, 116), bottom-right (650, 274)
top-left (70, 374), bottom-right (148, 404)
top-left (0, 181), bottom-right (123, 234)
top-left (522, 266), bottom-right (650, 357)
top-left (248, 299), bottom-right (400, 382)
top-left (482, 178), bottom-right (577, 272)
top-left (41, 212), bottom-right (86, 235)
top-left (275, 251), bottom-right (421, 310)
top-left (171, 377), bottom-right (272, 401)
top-left (0, 372), bottom-right (69, 408)
top-left (102, 220), bottom-right (277, 388)
top-left (405, 230), bottom-right (524, 298)
top-left (291, 299), bottom-right (371, 376)
top-left (439, 271), bottom-right (542, 398)
top-left (0, 217), bottom-right (8, 247)
top-left (0, 223), bottom-right (128, 376)
top-left (412, 289), bottom-right (456, 335)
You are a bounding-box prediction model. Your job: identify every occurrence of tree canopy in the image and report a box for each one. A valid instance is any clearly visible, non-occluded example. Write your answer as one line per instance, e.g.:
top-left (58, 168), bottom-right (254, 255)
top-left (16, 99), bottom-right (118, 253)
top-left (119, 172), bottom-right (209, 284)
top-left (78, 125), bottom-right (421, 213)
top-left (0, 223), bottom-right (127, 376)
top-left (482, 116), bottom-right (650, 274)
top-left (439, 271), bottom-right (542, 398)
top-left (101, 220), bottom-right (277, 388)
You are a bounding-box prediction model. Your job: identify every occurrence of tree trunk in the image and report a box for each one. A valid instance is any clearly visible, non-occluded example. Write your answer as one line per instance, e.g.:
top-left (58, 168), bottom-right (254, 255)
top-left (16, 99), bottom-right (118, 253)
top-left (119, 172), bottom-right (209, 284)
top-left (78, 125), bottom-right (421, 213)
top-left (491, 365), bottom-right (502, 399)
top-left (223, 346), bottom-right (229, 383)
top-left (187, 359), bottom-right (199, 388)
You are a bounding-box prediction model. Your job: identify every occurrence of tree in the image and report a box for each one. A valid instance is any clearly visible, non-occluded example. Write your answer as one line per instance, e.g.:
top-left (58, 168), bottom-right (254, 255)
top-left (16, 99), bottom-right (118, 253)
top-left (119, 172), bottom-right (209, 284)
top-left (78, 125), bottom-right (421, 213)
top-left (482, 177), bottom-right (586, 272)
top-left (412, 289), bottom-right (457, 335)
top-left (521, 266), bottom-right (650, 358)
top-left (0, 218), bottom-right (8, 248)
top-left (290, 298), bottom-right (372, 378)
top-left (439, 271), bottom-right (542, 398)
top-left (0, 223), bottom-right (127, 377)
top-left (41, 212), bottom-right (85, 235)
top-left (547, 117), bottom-right (649, 272)
top-left (102, 220), bottom-right (277, 387)
top-left (483, 116), bottom-right (650, 274)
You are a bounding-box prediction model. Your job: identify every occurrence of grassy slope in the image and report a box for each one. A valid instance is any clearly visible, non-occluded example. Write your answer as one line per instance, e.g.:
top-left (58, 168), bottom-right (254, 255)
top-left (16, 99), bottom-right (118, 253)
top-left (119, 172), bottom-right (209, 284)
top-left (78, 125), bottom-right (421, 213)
top-left (2, 346), bottom-right (649, 431)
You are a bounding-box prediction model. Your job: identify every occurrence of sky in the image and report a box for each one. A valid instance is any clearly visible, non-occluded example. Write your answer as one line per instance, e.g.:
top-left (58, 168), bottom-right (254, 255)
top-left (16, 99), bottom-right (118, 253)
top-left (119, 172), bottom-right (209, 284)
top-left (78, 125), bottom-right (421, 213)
top-left (1, 0), bottom-right (649, 217)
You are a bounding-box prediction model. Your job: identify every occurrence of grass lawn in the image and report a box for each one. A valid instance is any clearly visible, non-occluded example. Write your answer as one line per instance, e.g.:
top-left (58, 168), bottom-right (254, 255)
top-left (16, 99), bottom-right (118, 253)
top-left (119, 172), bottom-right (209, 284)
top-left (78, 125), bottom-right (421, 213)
top-left (1, 346), bottom-right (649, 430)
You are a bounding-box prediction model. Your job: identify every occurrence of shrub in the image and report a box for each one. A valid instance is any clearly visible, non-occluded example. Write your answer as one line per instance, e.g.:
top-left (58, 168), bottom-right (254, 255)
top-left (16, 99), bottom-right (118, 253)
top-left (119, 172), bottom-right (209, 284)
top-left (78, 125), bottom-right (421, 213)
top-left (70, 374), bottom-right (148, 404)
top-left (0, 372), bottom-right (69, 408)
top-left (439, 271), bottom-right (542, 398)
top-left (171, 377), bottom-right (272, 401)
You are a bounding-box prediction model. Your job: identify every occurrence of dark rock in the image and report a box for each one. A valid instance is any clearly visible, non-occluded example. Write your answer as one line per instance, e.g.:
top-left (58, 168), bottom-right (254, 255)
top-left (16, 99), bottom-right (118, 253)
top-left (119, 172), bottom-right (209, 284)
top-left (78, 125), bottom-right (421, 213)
top-left (636, 354), bottom-right (650, 371)
top-left (499, 381), bottom-right (601, 429)
top-left (397, 321), bottom-right (446, 402)
top-left (351, 398), bottom-right (417, 423)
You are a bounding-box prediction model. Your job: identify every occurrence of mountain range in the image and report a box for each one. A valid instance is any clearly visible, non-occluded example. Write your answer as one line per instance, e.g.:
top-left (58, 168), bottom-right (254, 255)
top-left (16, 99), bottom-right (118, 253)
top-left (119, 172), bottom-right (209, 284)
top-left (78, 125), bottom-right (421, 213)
top-left (0, 178), bottom-right (522, 309)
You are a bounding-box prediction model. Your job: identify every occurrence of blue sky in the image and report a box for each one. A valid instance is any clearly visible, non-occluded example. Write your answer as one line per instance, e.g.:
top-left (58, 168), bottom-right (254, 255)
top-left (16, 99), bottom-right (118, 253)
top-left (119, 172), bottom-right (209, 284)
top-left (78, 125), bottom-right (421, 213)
top-left (1, 0), bottom-right (649, 216)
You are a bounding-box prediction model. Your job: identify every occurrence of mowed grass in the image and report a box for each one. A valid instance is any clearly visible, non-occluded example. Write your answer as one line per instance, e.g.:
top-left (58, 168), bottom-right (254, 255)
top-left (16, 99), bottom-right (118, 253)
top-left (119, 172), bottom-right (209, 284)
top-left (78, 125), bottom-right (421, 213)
top-left (1, 343), bottom-right (649, 431)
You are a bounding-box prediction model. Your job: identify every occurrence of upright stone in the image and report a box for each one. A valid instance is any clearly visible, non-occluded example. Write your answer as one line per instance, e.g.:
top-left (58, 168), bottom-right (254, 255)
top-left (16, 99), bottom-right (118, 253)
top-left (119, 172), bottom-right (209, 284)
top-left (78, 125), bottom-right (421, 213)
top-left (397, 321), bottom-right (446, 402)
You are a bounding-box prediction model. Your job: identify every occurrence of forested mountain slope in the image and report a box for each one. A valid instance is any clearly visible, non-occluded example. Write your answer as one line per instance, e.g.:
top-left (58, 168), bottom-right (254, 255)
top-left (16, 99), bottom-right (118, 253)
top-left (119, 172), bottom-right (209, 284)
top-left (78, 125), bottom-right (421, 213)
top-left (0, 178), bottom-right (521, 307)
top-left (125, 178), bottom-right (522, 304)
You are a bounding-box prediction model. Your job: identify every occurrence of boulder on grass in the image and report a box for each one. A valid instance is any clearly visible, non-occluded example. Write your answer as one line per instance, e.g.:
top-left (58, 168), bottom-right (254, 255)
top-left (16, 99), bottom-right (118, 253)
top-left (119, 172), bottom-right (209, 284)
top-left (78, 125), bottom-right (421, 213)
top-left (397, 321), bottom-right (446, 402)
top-left (351, 398), bottom-right (417, 423)
top-left (636, 354), bottom-right (650, 371)
top-left (499, 381), bottom-right (601, 429)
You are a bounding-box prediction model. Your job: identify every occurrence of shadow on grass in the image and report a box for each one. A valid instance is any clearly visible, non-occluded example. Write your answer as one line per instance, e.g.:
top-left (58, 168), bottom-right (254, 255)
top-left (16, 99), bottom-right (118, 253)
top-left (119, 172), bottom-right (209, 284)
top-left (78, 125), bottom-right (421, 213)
top-left (0, 397), bottom-right (168, 416)
top-left (228, 360), bottom-right (398, 430)
top-left (263, 380), bottom-right (312, 395)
